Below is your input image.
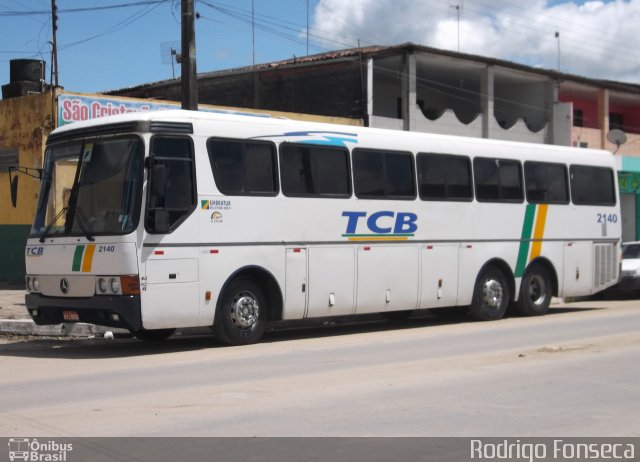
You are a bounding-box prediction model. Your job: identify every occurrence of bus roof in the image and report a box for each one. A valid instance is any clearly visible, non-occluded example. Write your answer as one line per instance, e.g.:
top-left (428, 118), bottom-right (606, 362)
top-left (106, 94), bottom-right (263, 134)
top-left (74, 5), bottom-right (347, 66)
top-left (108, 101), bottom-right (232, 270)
top-left (50, 109), bottom-right (615, 166)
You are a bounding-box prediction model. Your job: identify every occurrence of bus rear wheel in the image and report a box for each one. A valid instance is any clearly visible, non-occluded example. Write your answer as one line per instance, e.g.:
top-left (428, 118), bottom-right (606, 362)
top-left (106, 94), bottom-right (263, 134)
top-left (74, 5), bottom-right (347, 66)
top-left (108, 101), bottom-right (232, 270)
top-left (214, 278), bottom-right (268, 346)
top-left (515, 265), bottom-right (552, 316)
top-left (470, 266), bottom-right (509, 321)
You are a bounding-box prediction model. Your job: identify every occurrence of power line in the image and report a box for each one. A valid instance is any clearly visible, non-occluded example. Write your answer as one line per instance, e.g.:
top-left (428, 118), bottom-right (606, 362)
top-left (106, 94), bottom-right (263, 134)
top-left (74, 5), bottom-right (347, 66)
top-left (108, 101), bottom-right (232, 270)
top-left (0, 0), bottom-right (168, 16)
top-left (198, 0), bottom-right (371, 54)
top-left (0, 0), bottom-right (48, 24)
top-left (307, 0), bottom-right (639, 77)
top-left (425, 0), bottom-right (640, 67)
top-left (58, 2), bottom-right (165, 51)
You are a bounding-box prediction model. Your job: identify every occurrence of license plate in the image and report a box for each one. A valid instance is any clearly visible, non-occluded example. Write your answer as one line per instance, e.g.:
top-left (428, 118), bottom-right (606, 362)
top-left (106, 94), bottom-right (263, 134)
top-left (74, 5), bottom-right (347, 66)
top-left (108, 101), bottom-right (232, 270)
top-left (62, 311), bottom-right (80, 321)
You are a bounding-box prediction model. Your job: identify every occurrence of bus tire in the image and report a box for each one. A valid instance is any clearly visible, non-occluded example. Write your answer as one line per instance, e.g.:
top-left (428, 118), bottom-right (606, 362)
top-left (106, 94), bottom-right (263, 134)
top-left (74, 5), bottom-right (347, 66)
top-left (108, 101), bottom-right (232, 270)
top-left (470, 266), bottom-right (509, 321)
top-left (516, 265), bottom-right (552, 316)
top-left (214, 278), bottom-right (268, 345)
top-left (132, 328), bottom-right (175, 342)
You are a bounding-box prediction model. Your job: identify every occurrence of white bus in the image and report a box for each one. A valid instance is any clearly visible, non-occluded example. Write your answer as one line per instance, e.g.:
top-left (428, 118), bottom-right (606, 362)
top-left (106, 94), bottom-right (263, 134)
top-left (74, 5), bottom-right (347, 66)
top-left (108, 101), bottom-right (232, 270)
top-left (23, 110), bottom-right (620, 345)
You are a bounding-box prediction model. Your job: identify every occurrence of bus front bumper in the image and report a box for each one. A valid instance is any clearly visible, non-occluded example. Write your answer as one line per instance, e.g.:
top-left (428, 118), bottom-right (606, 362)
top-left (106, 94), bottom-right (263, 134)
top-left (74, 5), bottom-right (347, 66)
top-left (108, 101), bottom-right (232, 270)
top-left (25, 293), bottom-right (142, 331)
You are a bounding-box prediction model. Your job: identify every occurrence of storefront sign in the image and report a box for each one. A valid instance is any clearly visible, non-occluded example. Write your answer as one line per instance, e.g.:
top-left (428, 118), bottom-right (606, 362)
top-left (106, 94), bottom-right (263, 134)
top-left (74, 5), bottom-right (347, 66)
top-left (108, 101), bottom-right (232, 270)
top-left (619, 172), bottom-right (640, 193)
top-left (58, 94), bottom-right (268, 126)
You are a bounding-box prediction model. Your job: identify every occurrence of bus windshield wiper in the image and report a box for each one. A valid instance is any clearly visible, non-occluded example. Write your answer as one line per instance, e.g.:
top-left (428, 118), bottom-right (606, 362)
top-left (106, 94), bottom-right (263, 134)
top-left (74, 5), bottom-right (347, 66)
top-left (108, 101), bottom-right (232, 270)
top-left (64, 170), bottom-right (95, 242)
top-left (38, 205), bottom-right (94, 242)
top-left (68, 206), bottom-right (95, 242)
top-left (39, 207), bottom-right (67, 243)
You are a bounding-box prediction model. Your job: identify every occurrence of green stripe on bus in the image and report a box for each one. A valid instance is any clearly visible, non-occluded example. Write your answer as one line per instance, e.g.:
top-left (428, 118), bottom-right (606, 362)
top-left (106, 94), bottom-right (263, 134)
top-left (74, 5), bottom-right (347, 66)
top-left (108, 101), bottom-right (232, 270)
top-left (515, 204), bottom-right (536, 278)
top-left (72, 245), bottom-right (85, 272)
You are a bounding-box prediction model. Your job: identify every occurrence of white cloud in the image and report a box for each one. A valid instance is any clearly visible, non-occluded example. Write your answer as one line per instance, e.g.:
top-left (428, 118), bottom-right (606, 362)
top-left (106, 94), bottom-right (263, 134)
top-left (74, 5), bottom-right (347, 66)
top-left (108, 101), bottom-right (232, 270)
top-left (311, 0), bottom-right (640, 83)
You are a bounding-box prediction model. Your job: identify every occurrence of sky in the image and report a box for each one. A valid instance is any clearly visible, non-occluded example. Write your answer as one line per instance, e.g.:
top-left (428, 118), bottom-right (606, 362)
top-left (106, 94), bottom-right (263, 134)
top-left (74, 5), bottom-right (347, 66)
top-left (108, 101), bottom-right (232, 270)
top-left (0, 0), bottom-right (638, 94)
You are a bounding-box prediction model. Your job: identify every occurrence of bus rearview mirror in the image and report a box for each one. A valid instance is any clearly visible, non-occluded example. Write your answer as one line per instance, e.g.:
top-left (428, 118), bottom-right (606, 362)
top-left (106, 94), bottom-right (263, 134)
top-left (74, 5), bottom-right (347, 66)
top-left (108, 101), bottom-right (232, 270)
top-left (9, 172), bottom-right (18, 208)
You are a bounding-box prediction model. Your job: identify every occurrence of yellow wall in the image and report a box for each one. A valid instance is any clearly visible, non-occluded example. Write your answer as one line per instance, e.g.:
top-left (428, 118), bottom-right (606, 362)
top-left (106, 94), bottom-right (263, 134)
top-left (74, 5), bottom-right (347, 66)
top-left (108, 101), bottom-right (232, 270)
top-left (0, 90), bottom-right (55, 226)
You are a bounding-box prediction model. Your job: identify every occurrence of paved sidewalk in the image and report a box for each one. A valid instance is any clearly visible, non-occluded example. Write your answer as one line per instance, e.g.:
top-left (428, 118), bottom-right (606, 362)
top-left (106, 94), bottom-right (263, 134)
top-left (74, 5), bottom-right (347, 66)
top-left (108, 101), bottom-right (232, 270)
top-left (0, 288), bottom-right (29, 320)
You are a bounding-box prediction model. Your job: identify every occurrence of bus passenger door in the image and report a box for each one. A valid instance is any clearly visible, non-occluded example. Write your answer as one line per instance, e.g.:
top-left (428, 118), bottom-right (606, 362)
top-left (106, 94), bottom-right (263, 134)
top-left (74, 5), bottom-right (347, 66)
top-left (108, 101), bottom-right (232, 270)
top-left (283, 247), bottom-right (307, 319)
top-left (420, 244), bottom-right (459, 308)
top-left (140, 135), bottom-right (200, 329)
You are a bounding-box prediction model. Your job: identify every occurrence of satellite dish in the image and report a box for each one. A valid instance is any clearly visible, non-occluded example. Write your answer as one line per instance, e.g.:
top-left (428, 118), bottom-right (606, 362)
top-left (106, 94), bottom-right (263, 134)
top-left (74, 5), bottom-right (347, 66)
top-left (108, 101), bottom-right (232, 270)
top-left (160, 41), bottom-right (181, 79)
top-left (160, 41), bottom-right (181, 64)
top-left (607, 129), bottom-right (627, 152)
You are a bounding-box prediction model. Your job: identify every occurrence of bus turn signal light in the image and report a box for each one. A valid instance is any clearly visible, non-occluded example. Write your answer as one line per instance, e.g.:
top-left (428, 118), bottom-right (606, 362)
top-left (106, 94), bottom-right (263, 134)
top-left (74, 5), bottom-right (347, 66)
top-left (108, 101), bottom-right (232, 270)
top-left (121, 275), bottom-right (141, 295)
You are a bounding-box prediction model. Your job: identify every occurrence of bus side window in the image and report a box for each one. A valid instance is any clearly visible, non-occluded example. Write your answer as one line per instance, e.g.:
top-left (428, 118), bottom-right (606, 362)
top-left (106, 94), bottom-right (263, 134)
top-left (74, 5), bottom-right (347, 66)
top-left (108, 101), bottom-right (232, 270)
top-left (353, 149), bottom-right (415, 200)
top-left (280, 143), bottom-right (351, 198)
top-left (207, 138), bottom-right (277, 196)
top-left (524, 161), bottom-right (569, 204)
top-left (146, 136), bottom-right (196, 234)
top-left (474, 157), bottom-right (523, 203)
top-left (417, 153), bottom-right (473, 201)
top-left (570, 165), bottom-right (616, 206)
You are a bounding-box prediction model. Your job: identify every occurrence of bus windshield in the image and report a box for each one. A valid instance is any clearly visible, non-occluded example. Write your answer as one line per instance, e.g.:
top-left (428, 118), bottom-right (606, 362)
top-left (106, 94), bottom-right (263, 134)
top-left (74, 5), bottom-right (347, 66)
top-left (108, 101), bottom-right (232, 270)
top-left (31, 136), bottom-right (144, 238)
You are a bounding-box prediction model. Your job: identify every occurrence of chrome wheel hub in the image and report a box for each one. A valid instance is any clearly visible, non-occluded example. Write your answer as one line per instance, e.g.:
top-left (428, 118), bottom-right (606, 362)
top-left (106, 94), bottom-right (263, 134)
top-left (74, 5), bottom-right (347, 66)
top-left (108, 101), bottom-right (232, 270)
top-left (482, 279), bottom-right (503, 308)
top-left (230, 291), bottom-right (259, 329)
top-left (527, 274), bottom-right (546, 306)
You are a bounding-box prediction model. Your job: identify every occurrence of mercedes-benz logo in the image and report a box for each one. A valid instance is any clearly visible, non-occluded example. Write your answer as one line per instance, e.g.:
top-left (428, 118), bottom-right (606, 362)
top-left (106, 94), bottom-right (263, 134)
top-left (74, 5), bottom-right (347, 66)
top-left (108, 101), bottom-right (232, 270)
top-left (60, 278), bottom-right (70, 294)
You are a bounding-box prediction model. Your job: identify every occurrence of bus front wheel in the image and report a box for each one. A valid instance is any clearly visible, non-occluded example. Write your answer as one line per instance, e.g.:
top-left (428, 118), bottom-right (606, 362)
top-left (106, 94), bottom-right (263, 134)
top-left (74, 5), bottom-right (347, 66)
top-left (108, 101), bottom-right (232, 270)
top-left (470, 266), bottom-right (509, 321)
top-left (515, 265), bottom-right (552, 316)
top-left (214, 278), bottom-right (268, 345)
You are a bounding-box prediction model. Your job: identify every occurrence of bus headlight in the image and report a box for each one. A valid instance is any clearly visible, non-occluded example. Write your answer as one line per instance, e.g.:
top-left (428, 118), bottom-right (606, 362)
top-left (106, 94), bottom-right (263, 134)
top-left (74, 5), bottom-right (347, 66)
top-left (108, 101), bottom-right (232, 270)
top-left (95, 275), bottom-right (138, 295)
top-left (26, 276), bottom-right (40, 293)
top-left (109, 277), bottom-right (121, 294)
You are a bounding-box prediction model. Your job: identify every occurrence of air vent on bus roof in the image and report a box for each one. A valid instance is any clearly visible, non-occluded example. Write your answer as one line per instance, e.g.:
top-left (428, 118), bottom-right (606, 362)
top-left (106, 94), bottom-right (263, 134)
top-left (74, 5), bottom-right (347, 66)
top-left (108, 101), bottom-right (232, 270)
top-left (149, 121), bottom-right (193, 134)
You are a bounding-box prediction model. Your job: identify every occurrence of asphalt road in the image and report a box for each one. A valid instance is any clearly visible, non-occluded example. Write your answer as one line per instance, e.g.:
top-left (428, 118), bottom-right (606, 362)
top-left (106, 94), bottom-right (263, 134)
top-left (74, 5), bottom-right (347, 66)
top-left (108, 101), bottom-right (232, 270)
top-left (0, 299), bottom-right (639, 437)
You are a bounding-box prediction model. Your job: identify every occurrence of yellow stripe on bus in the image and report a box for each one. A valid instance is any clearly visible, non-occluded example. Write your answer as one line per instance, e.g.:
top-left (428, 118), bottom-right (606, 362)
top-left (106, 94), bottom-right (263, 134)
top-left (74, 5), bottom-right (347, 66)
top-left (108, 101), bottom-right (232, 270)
top-left (81, 244), bottom-right (96, 272)
top-left (529, 204), bottom-right (548, 260)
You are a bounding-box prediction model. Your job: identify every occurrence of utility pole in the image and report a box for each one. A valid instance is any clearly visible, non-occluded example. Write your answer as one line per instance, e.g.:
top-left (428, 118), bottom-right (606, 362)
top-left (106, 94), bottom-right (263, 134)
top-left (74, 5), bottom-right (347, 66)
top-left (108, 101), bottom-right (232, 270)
top-left (456, 4), bottom-right (460, 52)
top-left (555, 31), bottom-right (560, 71)
top-left (181, 0), bottom-right (198, 110)
top-left (51, 0), bottom-right (59, 87)
top-left (450, 3), bottom-right (461, 52)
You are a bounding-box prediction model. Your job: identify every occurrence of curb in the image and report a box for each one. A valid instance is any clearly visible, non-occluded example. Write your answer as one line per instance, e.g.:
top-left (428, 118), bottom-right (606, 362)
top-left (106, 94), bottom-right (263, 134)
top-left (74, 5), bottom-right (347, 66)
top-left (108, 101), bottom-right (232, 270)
top-left (0, 319), bottom-right (127, 337)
